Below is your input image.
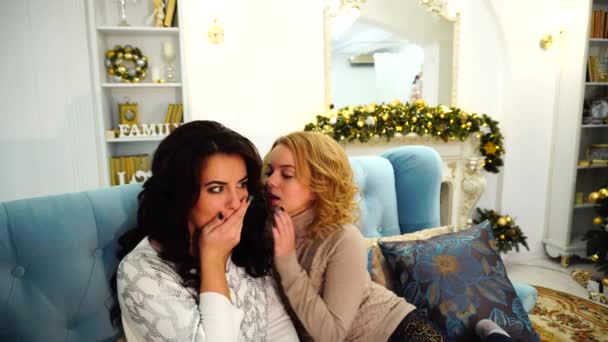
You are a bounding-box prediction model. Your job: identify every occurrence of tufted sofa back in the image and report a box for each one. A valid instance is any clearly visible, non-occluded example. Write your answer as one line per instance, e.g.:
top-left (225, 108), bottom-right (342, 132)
top-left (351, 146), bottom-right (442, 238)
top-left (1, 184), bottom-right (141, 341)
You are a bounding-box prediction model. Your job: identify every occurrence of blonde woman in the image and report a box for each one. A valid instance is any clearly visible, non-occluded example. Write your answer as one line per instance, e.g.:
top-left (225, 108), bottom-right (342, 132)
top-left (264, 131), bottom-right (445, 342)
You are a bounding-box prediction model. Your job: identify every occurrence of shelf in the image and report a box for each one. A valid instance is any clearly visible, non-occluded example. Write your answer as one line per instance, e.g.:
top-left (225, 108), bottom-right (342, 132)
top-left (586, 82), bottom-right (608, 86)
top-left (101, 82), bottom-right (182, 88)
top-left (97, 26), bottom-right (179, 35)
top-left (107, 136), bottom-right (168, 143)
top-left (582, 124), bottom-right (608, 128)
top-left (578, 164), bottom-right (608, 169)
top-left (574, 203), bottom-right (601, 209)
top-left (590, 38), bottom-right (608, 43)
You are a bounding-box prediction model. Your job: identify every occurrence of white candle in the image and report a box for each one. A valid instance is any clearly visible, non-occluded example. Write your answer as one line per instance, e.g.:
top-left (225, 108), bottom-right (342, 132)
top-left (151, 66), bottom-right (161, 81)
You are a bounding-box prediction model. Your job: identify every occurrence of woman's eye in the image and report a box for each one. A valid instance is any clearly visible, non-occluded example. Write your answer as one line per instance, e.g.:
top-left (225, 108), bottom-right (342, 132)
top-left (208, 186), bottom-right (223, 193)
top-left (282, 173), bottom-right (294, 179)
top-left (238, 180), bottom-right (248, 188)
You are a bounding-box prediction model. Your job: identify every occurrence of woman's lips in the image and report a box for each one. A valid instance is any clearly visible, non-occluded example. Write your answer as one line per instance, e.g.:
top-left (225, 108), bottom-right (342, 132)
top-left (269, 194), bottom-right (280, 205)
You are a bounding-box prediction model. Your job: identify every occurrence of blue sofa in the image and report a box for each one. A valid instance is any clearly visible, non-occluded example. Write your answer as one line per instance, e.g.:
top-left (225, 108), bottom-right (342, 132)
top-left (0, 146), bottom-right (536, 341)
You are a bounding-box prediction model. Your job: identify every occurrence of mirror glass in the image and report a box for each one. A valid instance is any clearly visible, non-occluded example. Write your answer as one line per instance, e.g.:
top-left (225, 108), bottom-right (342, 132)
top-left (328, 0), bottom-right (455, 109)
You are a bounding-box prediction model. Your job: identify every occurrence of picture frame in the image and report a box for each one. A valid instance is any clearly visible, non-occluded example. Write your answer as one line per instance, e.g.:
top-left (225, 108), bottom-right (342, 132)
top-left (119, 102), bottom-right (139, 126)
top-left (587, 144), bottom-right (608, 165)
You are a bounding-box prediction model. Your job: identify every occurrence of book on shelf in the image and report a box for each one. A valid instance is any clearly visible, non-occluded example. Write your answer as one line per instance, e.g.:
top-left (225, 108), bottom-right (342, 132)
top-left (592, 10), bottom-right (608, 39)
top-left (172, 104), bottom-right (183, 124)
top-left (110, 154), bottom-right (153, 186)
top-left (164, 103), bottom-right (175, 123)
top-left (164, 0), bottom-right (177, 27)
top-left (588, 56), bottom-right (599, 82)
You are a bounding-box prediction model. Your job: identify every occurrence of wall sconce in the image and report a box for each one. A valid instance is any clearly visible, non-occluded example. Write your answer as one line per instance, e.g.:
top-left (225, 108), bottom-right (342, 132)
top-left (540, 11), bottom-right (572, 50)
top-left (540, 34), bottom-right (554, 50)
top-left (208, 19), bottom-right (224, 44)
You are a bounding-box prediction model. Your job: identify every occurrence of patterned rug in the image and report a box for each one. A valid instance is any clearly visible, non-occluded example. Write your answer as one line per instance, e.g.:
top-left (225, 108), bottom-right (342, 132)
top-left (529, 286), bottom-right (608, 341)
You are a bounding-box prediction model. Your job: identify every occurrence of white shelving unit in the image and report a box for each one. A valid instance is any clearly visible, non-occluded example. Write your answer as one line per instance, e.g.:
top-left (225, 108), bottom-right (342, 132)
top-left (545, 0), bottom-right (607, 265)
top-left (86, 0), bottom-right (189, 187)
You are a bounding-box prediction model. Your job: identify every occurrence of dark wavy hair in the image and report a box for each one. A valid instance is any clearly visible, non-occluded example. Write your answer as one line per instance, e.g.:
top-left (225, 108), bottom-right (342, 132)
top-left (110, 120), bottom-right (274, 327)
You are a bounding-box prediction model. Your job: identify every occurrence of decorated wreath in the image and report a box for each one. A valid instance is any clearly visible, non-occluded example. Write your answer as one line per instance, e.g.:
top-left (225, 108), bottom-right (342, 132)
top-left (104, 45), bottom-right (148, 83)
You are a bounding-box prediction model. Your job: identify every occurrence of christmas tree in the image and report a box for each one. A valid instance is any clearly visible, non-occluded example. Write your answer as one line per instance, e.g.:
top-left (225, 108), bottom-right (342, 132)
top-left (473, 208), bottom-right (529, 253)
top-left (584, 188), bottom-right (608, 275)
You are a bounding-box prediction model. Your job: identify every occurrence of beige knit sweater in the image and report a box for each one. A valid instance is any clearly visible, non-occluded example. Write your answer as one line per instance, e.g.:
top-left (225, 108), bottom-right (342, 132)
top-left (274, 209), bottom-right (416, 342)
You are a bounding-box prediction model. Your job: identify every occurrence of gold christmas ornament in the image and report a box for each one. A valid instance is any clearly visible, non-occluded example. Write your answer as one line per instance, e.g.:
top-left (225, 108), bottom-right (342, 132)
top-left (591, 253), bottom-right (600, 262)
top-left (600, 188), bottom-right (608, 199)
top-left (593, 216), bottom-right (604, 225)
top-left (497, 217), bottom-right (508, 226)
top-left (499, 234), bottom-right (506, 240)
top-left (484, 142), bottom-right (498, 155)
top-left (589, 192), bottom-right (600, 203)
top-left (415, 99), bottom-right (425, 107)
top-left (505, 216), bottom-right (512, 224)
top-left (396, 126), bottom-right (403, 132)
top-left (382, 114), bottom-right (389, 121)
top-left (603, 277), bottom-right (608, 287)
top-left (357, 120), bottom-right (364, 128)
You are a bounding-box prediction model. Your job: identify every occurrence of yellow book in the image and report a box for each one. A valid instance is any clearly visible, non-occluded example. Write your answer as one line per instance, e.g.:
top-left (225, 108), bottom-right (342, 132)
top-left (142, 154), bottom-right (151, 172)
top-left (109, 158), bottom-right (117, 186)
top-left (164, 104), bottom-right (175, 124)
top-left (164, 0), bottom-right (177, 27)
top-left (172, 104), bottom-right (183, 124)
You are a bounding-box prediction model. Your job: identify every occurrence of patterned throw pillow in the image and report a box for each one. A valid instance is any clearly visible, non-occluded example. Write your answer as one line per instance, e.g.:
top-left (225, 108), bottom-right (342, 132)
top-left (365, 226), bottom-right (452, 290)
top-left (379, 221), bottom-right (539, 342)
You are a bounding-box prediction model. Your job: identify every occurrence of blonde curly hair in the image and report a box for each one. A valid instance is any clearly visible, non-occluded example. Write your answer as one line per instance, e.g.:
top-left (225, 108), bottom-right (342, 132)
top-left (269, 131), bottom-right (358, 239)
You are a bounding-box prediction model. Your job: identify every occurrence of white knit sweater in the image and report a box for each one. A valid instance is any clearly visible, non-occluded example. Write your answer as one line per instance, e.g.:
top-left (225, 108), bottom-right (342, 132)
top-left (117, 237), bottom-right (298, 342)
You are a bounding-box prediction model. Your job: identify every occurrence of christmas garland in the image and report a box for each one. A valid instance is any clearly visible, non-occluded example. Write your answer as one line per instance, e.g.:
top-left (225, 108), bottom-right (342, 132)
top-left (585, 188), bottom-right (608, 275)
top-left (473, 208), bottom-right (529, 253)
top-left (104, 45), bottom-right (148, 83)
top-left (304, 100), bottom-right (505, 173)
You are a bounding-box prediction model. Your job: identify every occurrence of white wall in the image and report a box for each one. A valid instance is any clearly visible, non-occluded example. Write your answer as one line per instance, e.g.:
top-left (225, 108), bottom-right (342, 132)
top-left (0, 0), bottom-right (100, 202)
top-left (180, 0), bottom-right (326, 156)
top-left (459, 0), bottom-right (587, 261)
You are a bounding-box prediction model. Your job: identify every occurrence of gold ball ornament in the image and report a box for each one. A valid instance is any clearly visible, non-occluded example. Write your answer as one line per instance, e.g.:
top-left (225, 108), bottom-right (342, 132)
top-left (594, 216), bottom-right (604, 225)
top-left (600, 188), bottom-right (608, 199)
top-left (412, 117), bottom-right (418, 123)
top-left (505, 216), bottom-right (512, 224)
top-left (591, 254), bottom-right (600, 262)
top-left (589, 192), bottom-right (600, 203)
top-left (357, 120), bottom-right (364, 128)
top-left (497, 217), bottom-right (508, 226)
top-left (603, 278), bottom-right (608, 287)
top-left (132, 77), bottom-right (140, 83)
top-left (499, 234), bottom-right (506, 240)
top-left (396, 126), bottom-right (403, 132)
top-left (106, 50), bottom-right (115, 58)
top-left (415, 99), bottom-right (425, 107)
top-left (124, 52), bottom-right (133, 60)
top-left (117, 66), bottom-right (127, 74)
top-left (382, 114), bottom-right (389, 121)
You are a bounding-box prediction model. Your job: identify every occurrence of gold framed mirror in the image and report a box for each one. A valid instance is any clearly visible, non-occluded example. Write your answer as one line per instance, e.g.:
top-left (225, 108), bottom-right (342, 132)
top-left (324, 0), bottom-right (460, 110)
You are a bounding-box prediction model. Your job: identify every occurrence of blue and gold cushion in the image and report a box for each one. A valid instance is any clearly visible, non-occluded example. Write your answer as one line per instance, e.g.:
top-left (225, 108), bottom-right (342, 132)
top-left (379, 221), bottom-right (539, 342)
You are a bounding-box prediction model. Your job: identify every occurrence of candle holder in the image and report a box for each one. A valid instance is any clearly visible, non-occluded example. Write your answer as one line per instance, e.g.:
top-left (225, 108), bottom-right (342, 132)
top-left (162, 41), bottom-right (176, 81)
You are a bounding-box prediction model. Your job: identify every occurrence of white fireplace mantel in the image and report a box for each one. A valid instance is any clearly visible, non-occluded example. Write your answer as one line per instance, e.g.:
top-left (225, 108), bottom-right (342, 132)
top-left (342, 135), bottom-right (486, 230)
